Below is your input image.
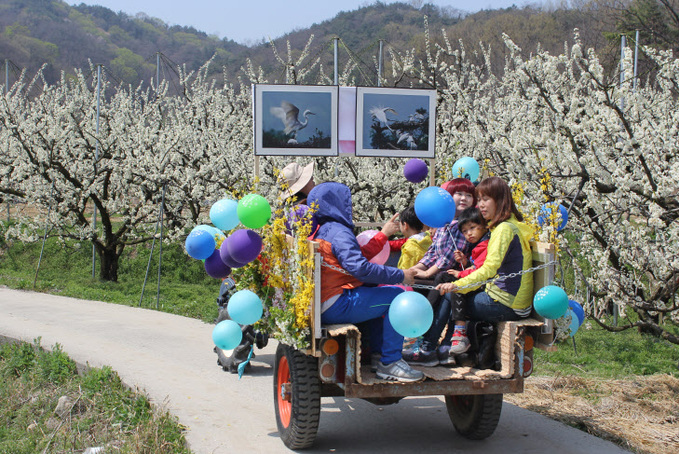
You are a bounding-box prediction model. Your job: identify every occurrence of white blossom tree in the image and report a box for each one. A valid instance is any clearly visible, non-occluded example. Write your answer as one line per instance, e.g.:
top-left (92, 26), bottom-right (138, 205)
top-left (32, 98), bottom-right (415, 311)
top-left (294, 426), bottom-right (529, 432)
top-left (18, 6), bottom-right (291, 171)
top-left (0, 61), bottom-right (253, 281)
top-left (405, 29), bottom-right (678, 343)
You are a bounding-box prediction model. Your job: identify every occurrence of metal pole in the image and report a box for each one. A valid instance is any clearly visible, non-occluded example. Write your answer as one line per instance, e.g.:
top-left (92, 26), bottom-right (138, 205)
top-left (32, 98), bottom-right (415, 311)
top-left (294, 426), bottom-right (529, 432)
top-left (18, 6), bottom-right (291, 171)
top-left (633, 30), bottom-right (639, 92)
top-left (333, 37), bottom-right (339, 178)
top-left (619, 35), bottom-right (626, 111)
top-left (333, 38), bottom-right (339, 85)
top-left (139, 221), bottom-right (159, 306)
top-left (34, 185), bottom-right (54, 288)
top-left (155, 183), bottom-right (166, 309)
top-left (377, 40), bottom-right (383, 87)
top-left (92, 64), bottom-right (101, 279)
top-left (156, 52), bottom-right (160, 93)
top-left (5, 59), bottom-right (9, 224)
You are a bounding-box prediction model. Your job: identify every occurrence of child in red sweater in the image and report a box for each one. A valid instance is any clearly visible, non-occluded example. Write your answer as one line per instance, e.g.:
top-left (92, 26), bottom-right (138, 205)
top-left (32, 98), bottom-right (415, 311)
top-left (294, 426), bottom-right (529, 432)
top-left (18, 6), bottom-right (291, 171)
top-left (446, 207), bottom-right (489, 354)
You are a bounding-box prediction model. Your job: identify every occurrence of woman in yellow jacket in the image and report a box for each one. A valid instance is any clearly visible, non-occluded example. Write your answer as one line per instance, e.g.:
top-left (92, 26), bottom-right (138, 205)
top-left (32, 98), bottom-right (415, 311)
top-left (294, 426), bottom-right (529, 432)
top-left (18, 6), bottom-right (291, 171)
top-left (437, 176), bottom-right (534, 325)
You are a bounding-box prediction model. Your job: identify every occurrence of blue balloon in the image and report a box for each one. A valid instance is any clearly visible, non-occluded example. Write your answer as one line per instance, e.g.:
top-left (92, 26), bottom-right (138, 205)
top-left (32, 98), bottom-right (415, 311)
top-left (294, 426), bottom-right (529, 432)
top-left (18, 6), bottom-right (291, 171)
top-left (212, 320), bottom-right (243, 350)
top-left (452, 156), bottom-right (480, 182)
top-left (414, 186), bottom-right (456, 228)
top-left (388, 291), bottom-right (434, 338)
top-left (568, 299), bottom-right (585, 326)
top-left (185, 228), bottom-right (216, 260)
top-left (565, 309), bottom-right (581, 336)
top-left (210, 199), bottom-right (240, 231)
top-left (533, 285), bottom-right (569, 319)
top-left (537, 203), bottom-right (568, 231)
top-left (227, 289), bottom-right (263, 325)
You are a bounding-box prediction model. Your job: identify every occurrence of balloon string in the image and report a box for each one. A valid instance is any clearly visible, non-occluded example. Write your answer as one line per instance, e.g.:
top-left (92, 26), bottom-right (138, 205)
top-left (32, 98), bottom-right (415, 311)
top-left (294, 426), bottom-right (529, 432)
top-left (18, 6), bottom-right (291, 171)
top-left (446, 224), bottom-right (466, 271)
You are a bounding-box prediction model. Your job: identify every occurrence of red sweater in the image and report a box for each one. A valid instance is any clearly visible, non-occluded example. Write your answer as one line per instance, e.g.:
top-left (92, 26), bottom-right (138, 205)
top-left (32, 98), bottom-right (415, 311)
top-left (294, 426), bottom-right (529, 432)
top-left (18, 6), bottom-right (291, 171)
top-left (457, 240), bottom-right (489, 278)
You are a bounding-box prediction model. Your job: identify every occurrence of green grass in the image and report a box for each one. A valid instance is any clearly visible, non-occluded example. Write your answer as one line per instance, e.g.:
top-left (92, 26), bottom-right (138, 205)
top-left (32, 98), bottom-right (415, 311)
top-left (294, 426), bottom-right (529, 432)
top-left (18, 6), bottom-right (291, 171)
top-left (535, 317), bottom-right (679, 378)
top-left (0, 236), bottom-right (220, 323)
top-left (0, 339), bottom-right (191, 454)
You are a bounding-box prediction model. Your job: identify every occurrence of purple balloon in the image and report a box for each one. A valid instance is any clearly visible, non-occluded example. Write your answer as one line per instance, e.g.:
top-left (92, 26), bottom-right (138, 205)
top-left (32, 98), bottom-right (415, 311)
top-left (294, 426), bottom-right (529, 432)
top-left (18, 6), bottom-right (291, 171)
top-left (285, 204), bottom-right (318, 234)
top-left (403, 158), bottom-right (428, 183)
top-left (205, 249), bottom-right (231, 279)
top-left (219, 242), bottom-right (247, 269)
top-left (226, 229), bottom-right (263, 264)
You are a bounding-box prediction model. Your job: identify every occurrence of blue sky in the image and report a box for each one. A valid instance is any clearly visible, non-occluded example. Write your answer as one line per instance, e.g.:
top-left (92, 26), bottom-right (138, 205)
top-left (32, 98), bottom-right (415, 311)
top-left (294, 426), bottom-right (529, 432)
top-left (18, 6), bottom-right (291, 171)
top-left (66, 1), bottom-right (532, 45)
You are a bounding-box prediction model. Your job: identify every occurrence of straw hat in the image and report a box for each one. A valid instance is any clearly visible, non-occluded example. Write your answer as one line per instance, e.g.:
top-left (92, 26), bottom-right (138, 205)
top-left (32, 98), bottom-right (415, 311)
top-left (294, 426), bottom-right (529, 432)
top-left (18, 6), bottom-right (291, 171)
top-left (280, 162), bottom-right (315, 200)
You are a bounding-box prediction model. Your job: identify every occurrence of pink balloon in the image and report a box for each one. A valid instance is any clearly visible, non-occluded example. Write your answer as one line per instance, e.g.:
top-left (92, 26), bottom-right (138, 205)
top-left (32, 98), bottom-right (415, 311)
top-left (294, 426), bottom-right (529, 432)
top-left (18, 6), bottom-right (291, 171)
top-left (356, 229), bottom-right (390, 265)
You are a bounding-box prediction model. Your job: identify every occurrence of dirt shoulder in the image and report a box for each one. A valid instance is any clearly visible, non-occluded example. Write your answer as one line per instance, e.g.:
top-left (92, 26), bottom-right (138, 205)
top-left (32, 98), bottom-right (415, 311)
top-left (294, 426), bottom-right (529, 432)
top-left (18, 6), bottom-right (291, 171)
top-left (505, 375), bottom-right (679, 454)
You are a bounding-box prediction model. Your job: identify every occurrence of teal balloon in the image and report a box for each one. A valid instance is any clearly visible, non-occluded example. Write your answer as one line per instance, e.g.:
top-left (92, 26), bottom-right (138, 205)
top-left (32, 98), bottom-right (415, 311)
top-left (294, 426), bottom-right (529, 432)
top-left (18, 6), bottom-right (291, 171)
top-left (388, 291), bottom-right (434, 338)
top-left (568, 299), bottom-right (585, 326)
top-left (184, 228), bottom-right (216, 260)
top-left (452, 156), bottom-right (480, 182)
top-left (227, 289), bottom-right (263, 325)
top-left (195, 224), bottom-right (225, 243)
top-left (414, 186), bottom-right (456, 228)
top-left (237, 194), bottom-right (272, 229)
top-left (210, 199), bottom-right (240, 231)
top-left (533, 285), bottom-right (569, 319)
top-left (212, 320), bottom-right (243, 350)
top-left (565, 309), bottom-right (580, 336)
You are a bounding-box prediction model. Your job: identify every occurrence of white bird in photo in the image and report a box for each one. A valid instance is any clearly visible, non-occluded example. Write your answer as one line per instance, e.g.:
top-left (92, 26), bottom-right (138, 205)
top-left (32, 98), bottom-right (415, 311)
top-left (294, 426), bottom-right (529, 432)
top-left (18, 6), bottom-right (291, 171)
top-left (369, 106), bottom-right (397, 131)
top-left (270, 101), bottom-right (315, 143)
top-left (397, 131), bottom-right (416, 149)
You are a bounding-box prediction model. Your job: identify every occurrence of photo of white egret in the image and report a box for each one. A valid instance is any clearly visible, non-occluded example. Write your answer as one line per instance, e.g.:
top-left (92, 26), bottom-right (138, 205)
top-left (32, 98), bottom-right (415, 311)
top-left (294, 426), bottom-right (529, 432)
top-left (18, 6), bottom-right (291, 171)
top-left (254, 84), bottom-right (338, 156)
top-left (356, 87), bottom-right (436, 158)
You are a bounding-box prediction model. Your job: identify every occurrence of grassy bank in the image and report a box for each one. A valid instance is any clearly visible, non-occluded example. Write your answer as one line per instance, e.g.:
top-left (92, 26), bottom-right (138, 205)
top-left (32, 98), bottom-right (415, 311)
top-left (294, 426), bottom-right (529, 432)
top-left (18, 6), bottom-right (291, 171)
top-left (0, 236), bottom-right (220, 323)
top-left (535, 318), bottom-right (679, 378)
top-left (0, 339), bottom-right (190, 454)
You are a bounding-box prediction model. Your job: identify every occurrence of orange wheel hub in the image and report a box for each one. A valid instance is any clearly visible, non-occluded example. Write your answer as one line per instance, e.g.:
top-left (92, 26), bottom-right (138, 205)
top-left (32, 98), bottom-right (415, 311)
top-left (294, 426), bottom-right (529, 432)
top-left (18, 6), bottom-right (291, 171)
top-left (277, 356), bottom-right (292, 428)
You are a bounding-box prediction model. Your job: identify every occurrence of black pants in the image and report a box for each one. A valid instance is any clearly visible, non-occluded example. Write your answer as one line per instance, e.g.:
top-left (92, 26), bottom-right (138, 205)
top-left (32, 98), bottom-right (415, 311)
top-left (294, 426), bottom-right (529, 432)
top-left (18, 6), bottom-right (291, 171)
top-left (420, 272), bottom-right (467, 350)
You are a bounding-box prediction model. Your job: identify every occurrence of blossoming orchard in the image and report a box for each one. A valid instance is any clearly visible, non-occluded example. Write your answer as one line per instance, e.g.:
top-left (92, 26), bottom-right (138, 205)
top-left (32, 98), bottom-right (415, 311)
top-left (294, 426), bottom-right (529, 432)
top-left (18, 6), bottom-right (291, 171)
top-left (1, 31), bottom-right (677, 343)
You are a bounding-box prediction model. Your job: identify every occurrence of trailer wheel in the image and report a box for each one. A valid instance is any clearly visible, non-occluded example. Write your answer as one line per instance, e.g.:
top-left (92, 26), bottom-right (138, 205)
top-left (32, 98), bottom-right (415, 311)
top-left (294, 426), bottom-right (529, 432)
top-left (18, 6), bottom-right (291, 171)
top-left (274, 343), bottom-right (321, 449)
top-left (445, 394), bottom-right (503, 440)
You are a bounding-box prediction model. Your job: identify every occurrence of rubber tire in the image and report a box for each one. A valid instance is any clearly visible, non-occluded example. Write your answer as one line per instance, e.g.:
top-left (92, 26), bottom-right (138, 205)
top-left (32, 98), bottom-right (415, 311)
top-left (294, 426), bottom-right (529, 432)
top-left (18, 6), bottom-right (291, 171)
top-left (274, 343), bottom-right (321, 450)
top-left (445, 394), bottom-right (503, 440)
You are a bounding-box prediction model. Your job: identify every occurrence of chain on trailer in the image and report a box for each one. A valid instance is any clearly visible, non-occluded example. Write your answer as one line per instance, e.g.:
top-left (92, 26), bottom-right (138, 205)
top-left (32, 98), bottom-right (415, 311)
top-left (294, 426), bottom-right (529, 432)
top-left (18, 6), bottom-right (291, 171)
top-left (321, 260), bottom-right (558, 292)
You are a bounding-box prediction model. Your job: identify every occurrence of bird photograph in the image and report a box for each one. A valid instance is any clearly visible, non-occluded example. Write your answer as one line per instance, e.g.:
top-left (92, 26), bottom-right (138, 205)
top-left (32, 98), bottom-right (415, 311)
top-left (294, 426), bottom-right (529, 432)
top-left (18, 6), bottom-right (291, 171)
top-left (360, 91), bottom-right (431, 152)
top-left (261, 91), bottom-right (332, 149)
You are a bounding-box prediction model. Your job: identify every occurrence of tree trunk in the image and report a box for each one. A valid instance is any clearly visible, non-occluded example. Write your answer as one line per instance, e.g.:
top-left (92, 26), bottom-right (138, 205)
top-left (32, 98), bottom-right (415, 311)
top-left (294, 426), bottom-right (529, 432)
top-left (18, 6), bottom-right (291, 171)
top-left (98, 246), bottom-right (120, 282)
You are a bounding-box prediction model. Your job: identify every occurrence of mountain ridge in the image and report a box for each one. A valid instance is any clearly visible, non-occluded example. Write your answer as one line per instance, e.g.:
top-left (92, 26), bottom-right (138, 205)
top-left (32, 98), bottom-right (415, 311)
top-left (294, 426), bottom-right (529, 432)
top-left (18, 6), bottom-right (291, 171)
top-left (1, 0), bottom-right (671, 87)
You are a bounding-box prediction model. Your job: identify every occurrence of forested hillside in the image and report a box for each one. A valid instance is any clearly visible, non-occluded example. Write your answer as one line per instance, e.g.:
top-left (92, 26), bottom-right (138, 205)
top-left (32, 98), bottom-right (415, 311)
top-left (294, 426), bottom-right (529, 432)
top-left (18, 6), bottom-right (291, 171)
top-left (1, 0), bottom-right (677, 86)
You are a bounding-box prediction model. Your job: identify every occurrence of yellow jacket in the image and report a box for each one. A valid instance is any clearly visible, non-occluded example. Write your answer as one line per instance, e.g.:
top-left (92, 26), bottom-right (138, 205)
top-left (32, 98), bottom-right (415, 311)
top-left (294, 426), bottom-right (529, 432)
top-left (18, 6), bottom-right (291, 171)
top-left (397, 231), bottom-right (432, 270)
top-left (454, 215), bottom-right (534, 315)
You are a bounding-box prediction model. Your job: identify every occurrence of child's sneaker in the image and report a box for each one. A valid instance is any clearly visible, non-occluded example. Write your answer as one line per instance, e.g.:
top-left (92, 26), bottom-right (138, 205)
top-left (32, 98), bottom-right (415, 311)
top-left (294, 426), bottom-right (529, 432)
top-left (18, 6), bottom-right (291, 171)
top-left (450, 329), bottom-right (471, 354)
top-left (437, 345), bottom-right (455, 366)
top-left (402, 347), bottom-right (439, 367)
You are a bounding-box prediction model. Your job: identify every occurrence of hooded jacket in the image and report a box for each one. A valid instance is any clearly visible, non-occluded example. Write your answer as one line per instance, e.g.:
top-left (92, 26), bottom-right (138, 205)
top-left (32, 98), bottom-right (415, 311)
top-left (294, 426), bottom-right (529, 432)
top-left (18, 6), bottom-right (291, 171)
top-left (308, 182), bottom-right (405, 304)
top-left (454, 215), bottom-right (534, 315)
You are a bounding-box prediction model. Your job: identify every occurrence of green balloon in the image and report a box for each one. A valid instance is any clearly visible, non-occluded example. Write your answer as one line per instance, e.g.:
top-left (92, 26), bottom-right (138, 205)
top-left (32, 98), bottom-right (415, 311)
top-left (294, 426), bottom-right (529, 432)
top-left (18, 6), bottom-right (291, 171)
top-left (237, 194), bottom-right (271, 229)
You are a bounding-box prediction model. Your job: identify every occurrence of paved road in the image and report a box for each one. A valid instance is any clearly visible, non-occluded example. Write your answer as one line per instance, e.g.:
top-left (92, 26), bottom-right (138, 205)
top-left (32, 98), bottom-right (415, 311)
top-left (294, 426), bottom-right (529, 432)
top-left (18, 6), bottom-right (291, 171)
top-left (0, 287), bottom-right (629, 453)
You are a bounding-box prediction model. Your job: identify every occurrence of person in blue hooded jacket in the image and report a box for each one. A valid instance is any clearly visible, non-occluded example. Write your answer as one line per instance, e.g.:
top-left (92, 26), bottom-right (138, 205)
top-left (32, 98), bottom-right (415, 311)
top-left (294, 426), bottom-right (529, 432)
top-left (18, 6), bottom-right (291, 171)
top-left (307, 182), bottom-right (424, 383)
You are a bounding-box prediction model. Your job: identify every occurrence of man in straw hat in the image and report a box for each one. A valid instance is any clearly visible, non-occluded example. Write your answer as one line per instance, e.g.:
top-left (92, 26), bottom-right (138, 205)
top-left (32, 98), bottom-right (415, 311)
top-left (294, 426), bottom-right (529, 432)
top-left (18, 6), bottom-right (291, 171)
top-left (280, 162), bottom-right (315, 204)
